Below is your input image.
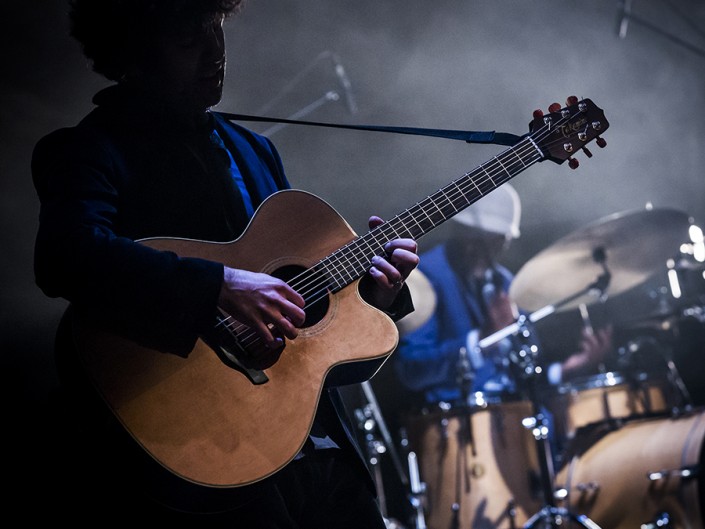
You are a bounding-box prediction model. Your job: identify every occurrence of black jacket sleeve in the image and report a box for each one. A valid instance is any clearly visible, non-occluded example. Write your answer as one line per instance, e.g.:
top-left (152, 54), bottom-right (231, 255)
top-left (32, 126), bottom-right (224, 356)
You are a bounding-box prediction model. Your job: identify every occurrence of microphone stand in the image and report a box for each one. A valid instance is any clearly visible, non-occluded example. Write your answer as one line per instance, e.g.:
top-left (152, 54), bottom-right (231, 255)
top-left (261, 91), bottom-right (341, 137)
top-left (256, 50), bottom-right (357, 136)
top-left (355, 381), bottom-right (428, 529)
top-left (616, 0), bottom-right (705, 58)
top-left (256, 50), bottom-right (352, 114)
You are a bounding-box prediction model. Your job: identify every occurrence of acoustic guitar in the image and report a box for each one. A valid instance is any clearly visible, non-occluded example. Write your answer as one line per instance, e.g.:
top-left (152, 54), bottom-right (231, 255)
top-left (73, 98), bottom-right (609, 488)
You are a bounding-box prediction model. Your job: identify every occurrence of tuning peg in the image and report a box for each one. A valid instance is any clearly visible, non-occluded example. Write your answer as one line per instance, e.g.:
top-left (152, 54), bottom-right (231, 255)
top-left (566, 95), bottom-right (579, 106)
top-left (596, 137), bottom-right (607, 148)
top-left (533, 109), bottom-right (544, 119)
top-left (568, 158), bottom-right (580, 169)
top-left (548, 102), bottom-right (561, 113)
top-left (582, 146), bottom-right (593, 158)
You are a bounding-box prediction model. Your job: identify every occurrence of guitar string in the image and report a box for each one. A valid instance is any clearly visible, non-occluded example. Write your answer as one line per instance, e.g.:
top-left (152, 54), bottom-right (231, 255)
top-left (224, 149), bottom-right (535, 352)
top-left (223, 129), bottom-right (560, 351)
top-left (221, 113), bottom-right (578, 350)
top-left (294, 105), bottom-right (587, 295)
top-left (226, 149), bottom-right (538, 352)
top-left (274, 134), bottom-right (543, 302)
top-left (318, 103), bottom-right (597, 291)
top-left (220, 140), bottom-right (540, 351)
top-left (329, 141), bottom-right (539, 275)
top-left (219, 106), bottom-right (594, 351)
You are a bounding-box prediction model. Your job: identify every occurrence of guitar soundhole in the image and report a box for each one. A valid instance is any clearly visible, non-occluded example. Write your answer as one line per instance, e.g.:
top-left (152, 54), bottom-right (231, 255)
top-left (272, 264), bottom-right (330, 328)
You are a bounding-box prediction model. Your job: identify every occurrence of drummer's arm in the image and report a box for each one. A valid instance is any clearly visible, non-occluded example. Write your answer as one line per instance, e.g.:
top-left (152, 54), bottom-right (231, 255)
top-left (552, 326), bottom-right (613, 384)
top-left (471, 290), bottom-right (519, 367)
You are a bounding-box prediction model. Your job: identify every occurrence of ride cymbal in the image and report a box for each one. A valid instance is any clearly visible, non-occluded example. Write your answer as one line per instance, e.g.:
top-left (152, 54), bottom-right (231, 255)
top-left (510, 207), bottom-right (692, 312)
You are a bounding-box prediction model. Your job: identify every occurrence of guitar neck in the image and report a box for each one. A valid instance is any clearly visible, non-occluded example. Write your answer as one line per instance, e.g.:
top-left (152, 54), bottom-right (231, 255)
top-left (320, 136), bottom-right (542, 291)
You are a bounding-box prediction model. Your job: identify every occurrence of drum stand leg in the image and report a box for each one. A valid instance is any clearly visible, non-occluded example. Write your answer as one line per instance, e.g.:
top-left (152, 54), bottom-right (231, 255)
top-left (521, 412), bottom-right (602, 529)
top-left (510, 317), bottom-right (604, 529)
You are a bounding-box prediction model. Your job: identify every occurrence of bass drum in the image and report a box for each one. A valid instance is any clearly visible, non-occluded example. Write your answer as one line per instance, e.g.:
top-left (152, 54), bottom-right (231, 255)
top-left (405, 400), bottom-right (541, 529)
top-left (555, 409), bottom-right (705, 529)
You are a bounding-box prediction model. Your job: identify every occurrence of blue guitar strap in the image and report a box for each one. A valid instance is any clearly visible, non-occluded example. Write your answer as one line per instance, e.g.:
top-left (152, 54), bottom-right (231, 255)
top-left (219, 111), bottom-right (524, 147)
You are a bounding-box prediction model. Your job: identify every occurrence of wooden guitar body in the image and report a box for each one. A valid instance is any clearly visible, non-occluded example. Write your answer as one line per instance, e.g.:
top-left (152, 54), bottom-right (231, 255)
top-left (74, 190), bottom-right (399, 487)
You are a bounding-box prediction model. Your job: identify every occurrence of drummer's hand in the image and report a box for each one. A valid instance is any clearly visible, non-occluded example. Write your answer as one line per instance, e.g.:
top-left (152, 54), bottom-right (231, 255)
top-left (484, 291), bottom-right (518, 335)
top-left (562, 325), bottom-right (613, 379)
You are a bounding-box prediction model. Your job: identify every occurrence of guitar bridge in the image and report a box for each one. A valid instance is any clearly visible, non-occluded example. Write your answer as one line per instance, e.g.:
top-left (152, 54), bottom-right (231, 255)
top-left (211, 341), bottom-right (269, 385)
top-left (201, 313), bottom-right (271, 385)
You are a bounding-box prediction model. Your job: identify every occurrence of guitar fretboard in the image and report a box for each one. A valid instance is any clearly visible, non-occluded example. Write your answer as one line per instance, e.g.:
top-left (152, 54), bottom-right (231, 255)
top-left (320, 136), bottom-right (542, 291)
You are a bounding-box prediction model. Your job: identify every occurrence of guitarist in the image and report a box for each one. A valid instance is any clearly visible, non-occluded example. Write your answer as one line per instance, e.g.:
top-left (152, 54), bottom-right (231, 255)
top-left (32, 1), bottom-right (418, 526)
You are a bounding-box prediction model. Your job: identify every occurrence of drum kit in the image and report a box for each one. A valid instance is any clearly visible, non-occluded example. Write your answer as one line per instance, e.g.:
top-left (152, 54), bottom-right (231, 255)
top-left (367, 205), bottom-right (705, 529)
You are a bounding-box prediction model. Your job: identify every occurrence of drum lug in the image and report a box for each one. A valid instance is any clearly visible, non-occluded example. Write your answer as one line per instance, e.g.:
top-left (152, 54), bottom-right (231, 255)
top-left (561, 480), bottom-right (600, 502)
top-left (553, 487), bottom-right (569, 501)
top-left (640, 511), bottom-right (671, 528)
top-left (575, 481), bottom-right (600, 493)
top-left (522, 415), bottom-right (550, 440)
top-left (553, 482), bottom-right (604, 500)
top-left (647, 465), bottom-right (699, 481)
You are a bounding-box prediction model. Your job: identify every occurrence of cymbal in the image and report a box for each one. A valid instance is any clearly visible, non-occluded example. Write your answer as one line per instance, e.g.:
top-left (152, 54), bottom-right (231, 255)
top-left (510, 207), bottom-right (692, 312)
top-left (395, 268), bottom-right (437, 336)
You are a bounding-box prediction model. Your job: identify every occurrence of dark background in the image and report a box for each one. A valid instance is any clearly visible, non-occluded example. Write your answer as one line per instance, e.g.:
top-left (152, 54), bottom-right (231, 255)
top-left (2, 0), bottom-right (704, 522)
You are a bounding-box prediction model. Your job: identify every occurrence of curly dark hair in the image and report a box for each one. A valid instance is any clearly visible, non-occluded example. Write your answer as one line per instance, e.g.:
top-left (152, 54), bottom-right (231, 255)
top-left (69, 0), bottom-right (244, 81)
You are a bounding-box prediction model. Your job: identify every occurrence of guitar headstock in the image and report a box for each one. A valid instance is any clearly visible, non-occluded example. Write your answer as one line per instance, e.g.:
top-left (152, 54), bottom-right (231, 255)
top-left (529, 97), bottom-right (609, 169)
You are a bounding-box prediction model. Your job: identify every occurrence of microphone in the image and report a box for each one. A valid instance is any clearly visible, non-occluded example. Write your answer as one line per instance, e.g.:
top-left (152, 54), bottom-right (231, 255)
top-left (616, 0), bottom-right (633, 39)
top-left (330, 53), bottom-right (358, 114)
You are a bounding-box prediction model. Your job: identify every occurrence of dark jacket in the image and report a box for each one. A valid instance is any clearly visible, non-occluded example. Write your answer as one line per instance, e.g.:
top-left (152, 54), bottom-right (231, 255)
top-left (33, 85), bottom-right (288, 353)
top-left (32, 84), bottom-right (389, 512)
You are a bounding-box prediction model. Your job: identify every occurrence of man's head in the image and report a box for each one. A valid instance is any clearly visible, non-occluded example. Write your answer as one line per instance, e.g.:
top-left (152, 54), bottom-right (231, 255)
top-left (69, 0), bottom-right (244, 113)
top-left (448, 184), bottom-right (522, 271)
top-left (452, 183), bottom-right (521, 241)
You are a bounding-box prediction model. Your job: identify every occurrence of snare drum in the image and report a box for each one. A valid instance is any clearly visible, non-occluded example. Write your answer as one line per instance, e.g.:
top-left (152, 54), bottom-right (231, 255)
top-left (548, 371), bottom-right (675, 442)
top-left (555, 410), bottom-right (705, 529)
top-left (405, 400), bottom-right (541, 529)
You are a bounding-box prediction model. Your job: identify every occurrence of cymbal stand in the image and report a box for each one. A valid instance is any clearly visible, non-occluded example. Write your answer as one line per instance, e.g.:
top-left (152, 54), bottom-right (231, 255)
top-left (481, 265), bottom-right (612, 529)
top-left (447, 348), bottom-right (477, 529)
top-left (619, 334), bottom-right (693, 413)
top-left (474, 257), bottom-right (613, 527)
top-left (512, 317), bottom-right (602, 529)
top-left (661, 347), bottom-right (694, 412)
top-left (354, 400), bottom-right (390, 519)
top-left (406, 450), bottom-right (428, 529)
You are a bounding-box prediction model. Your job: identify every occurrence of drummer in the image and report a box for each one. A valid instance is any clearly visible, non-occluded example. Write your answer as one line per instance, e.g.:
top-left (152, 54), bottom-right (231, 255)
top-left (393, 184), bottom-right (613, 407)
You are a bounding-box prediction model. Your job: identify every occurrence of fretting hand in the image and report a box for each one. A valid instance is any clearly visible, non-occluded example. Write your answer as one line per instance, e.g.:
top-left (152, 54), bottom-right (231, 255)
top-left (363, 215), bottom-right (420, 310)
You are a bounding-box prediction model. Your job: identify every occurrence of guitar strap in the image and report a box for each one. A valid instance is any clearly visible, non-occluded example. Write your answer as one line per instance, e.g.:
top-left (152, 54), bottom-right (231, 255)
top-left (219, 111), bottom-right (524, 147)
